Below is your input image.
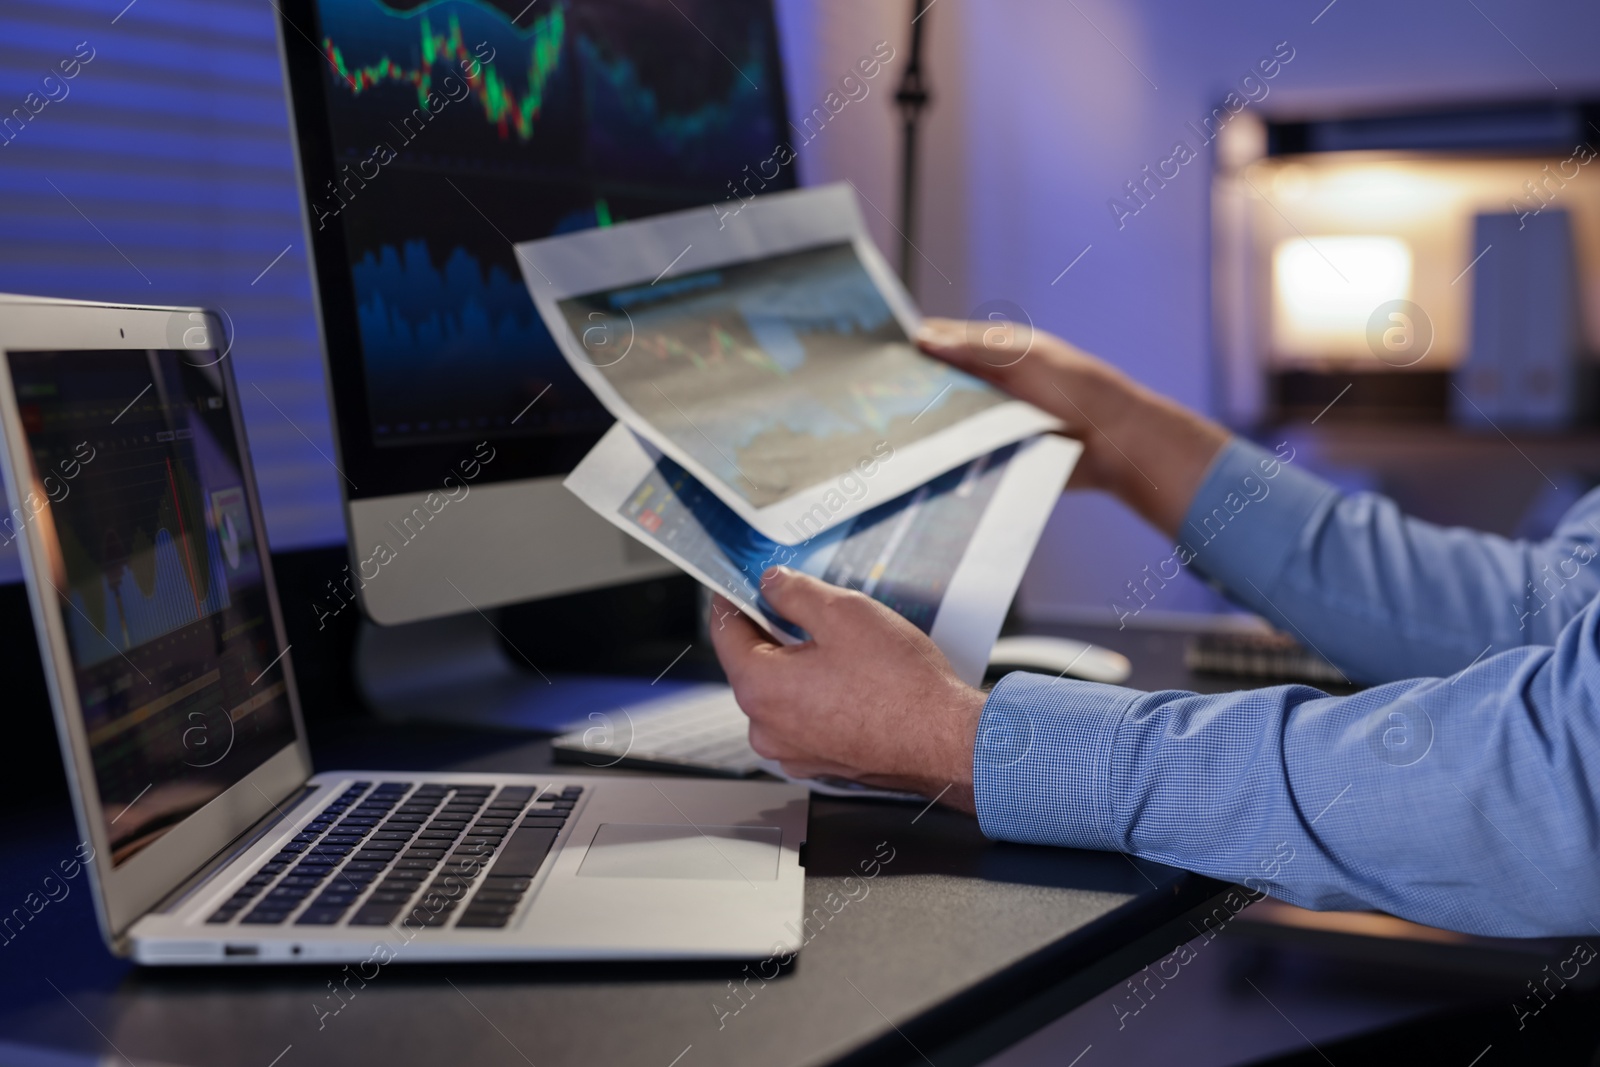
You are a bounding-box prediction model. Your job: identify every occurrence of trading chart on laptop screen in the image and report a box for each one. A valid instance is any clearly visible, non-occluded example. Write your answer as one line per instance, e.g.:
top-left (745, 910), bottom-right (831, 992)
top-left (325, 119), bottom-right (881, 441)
top-left (7, 350), bottom-right (297, 865)
top-left (310, 0), bottom-right (792, 446)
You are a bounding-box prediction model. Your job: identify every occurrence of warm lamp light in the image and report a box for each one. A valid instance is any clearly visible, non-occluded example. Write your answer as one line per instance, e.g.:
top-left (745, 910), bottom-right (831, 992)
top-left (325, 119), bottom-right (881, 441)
top-left (1272, 235), bottom-right (1412, 359)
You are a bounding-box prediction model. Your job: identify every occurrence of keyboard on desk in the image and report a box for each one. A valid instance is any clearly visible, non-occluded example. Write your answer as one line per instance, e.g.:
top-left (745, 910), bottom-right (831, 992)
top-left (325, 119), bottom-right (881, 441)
top-left (1185, 630), bottom-right (1348, 685)
top-left (206, 780), bottom-right (579, 931)
top-left (551, 692), bottom-right (761, 776)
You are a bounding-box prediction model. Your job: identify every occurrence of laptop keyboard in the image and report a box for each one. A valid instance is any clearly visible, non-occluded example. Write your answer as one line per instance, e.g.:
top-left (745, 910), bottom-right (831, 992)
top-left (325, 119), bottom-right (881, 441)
top-left (205, 780), bottom-right (580, 931)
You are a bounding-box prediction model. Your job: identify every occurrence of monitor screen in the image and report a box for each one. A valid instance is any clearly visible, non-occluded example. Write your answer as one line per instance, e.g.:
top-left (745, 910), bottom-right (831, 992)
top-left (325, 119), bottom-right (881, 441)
top-left (6, 349), bottom-right (298, 866)
top-left (305, 0), bottom-right (795, 454)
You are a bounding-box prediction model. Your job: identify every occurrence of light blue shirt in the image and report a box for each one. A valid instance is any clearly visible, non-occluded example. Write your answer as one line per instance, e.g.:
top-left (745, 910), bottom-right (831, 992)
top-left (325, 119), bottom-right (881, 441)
top-left (974, 437), bottom-right (1600, 937)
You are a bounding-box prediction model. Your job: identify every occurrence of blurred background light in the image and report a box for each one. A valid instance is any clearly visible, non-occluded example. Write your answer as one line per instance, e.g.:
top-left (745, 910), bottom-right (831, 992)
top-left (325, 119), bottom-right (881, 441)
top-left (1273, 235), bottom-right (1413, 358)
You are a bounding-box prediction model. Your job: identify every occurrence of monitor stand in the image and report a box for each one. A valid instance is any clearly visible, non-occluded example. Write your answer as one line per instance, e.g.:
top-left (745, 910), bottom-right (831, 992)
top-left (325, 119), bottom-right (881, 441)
top-left (353, 612), bottom-right (704, 734)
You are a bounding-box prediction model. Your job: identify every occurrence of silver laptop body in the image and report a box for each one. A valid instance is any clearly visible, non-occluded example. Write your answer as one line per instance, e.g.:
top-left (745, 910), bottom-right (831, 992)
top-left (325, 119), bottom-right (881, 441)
top-left (0, 296), bottom-right (807, 964)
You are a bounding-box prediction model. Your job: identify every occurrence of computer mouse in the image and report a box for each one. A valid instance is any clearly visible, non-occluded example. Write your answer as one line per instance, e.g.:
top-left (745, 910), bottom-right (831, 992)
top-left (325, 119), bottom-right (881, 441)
top-left (987, 635), bottom-right (1133, 685)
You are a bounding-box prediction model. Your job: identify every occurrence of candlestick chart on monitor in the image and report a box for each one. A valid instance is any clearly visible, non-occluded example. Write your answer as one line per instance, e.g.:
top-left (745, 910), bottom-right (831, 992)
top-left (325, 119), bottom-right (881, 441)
top-left (309, 0), bottom-right (792, 446)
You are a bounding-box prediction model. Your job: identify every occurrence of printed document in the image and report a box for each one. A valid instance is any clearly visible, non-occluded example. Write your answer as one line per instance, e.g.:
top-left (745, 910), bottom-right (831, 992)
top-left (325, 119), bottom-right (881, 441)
top-left (565, 423), bottom-right (1079, 685)
top-left (517, 183), bottom-right (1060, 544)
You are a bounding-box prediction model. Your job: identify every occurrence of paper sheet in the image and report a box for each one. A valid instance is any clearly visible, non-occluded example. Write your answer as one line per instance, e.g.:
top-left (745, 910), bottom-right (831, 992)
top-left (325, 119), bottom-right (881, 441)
top-left (517, 183), bottom-right (1061, 545)
top-left (565, 423), bottom-right (1079, 685)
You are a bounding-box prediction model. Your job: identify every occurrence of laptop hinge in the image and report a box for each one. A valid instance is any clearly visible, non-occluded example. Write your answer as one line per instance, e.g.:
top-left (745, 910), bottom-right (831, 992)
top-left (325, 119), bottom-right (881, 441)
top-left (149, 784), bottom-right (320, 916)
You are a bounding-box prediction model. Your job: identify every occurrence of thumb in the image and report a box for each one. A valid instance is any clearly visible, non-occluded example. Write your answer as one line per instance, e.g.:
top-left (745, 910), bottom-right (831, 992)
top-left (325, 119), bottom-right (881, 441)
top-left (707, 594), bottom-right (780, 690)
top-left (759, 567), bottom-right (852, 639)
top-left (916, 316), bottom-right (1031, 382)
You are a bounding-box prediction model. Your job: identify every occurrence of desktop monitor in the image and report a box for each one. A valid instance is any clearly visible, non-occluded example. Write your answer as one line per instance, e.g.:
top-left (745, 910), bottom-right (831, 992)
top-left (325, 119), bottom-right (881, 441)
top-left (277, 0), bottom-right (796, 625)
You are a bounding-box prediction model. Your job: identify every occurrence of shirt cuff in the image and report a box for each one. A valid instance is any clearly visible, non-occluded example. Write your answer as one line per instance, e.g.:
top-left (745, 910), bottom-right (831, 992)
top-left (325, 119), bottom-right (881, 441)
top-left (1180, 437), bottom-right (1338, 600)
top-left (972, 670), bottom-right (1138, 852)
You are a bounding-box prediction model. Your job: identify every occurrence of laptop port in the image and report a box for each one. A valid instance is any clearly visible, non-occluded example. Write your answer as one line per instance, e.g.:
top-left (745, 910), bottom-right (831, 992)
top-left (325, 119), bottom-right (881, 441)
top-left (223, 944), bottom-right (259, 957)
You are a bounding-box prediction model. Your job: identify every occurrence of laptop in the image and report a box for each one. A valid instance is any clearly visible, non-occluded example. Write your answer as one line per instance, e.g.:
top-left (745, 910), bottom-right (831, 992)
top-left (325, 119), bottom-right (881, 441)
top-left (0, 296), bottom-right (808, 964)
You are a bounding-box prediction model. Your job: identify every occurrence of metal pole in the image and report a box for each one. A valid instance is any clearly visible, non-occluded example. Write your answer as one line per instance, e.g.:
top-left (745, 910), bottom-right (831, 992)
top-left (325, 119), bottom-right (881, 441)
top-left (895, 0), bottom-right (932, 292)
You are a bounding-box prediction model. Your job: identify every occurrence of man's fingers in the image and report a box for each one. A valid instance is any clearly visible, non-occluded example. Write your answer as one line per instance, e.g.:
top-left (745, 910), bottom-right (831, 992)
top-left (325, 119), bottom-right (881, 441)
top-left (759, 567), bottom-right (855, 637)
top-left (917, 315), bottom-right (1105, 422)
top-left (707, 594), bottom-right (775, 680)
top-left (916, 318), bottom-right (1007, 377)
top-left (915, 316), bottom-right (966, 352)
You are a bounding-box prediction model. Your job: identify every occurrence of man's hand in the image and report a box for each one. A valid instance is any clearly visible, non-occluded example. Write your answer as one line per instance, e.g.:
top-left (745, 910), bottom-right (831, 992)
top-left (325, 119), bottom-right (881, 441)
top-left (707, 321), bottom-right (1226, 809)
top-left (916, 317), bottom-right (1229, 537)
top-left (709, 568), bottom-right (986, 811)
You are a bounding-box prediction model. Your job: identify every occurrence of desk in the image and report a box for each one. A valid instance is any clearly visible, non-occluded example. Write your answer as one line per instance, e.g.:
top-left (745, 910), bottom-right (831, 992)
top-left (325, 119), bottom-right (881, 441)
top-left (0, 625), bottom-right (1231, 1067)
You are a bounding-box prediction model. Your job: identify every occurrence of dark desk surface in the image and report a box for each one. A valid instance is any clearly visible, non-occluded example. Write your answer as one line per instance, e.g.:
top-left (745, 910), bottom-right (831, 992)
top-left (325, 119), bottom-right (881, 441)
top-left (0, 624), bottom-right (1234, 1067)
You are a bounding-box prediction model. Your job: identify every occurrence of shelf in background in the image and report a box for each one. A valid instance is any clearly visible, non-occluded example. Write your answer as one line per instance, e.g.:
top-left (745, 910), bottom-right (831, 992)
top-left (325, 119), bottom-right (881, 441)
top-left (1268, 421), bottom-right (1600, 537)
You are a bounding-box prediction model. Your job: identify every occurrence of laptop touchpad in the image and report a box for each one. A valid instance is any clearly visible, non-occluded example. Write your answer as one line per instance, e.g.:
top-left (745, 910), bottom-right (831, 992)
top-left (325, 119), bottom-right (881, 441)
top-left (577, 823), bottom-right (782, 880)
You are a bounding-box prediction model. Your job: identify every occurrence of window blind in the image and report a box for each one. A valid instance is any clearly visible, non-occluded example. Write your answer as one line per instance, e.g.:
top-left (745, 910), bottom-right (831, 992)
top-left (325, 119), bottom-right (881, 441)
top-left (0, 0), bottom-right (344, 582)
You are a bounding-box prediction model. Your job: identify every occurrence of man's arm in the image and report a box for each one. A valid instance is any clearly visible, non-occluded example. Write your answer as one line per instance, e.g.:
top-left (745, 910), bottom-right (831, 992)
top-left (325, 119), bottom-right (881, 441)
top-left (714, 568), bottom-right (1600, 938)
top-left (976, 593), bottom-right (1600, 938)
top-left (919, 319), bottom-right (1600, 681)
top-left (1179, 438), bottom-right (1600, 682)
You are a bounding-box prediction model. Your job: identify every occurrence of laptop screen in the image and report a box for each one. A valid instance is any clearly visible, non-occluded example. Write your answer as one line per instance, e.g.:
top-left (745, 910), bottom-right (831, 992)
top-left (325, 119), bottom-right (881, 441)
top-left (7, 348), bottom-right (298, 867)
